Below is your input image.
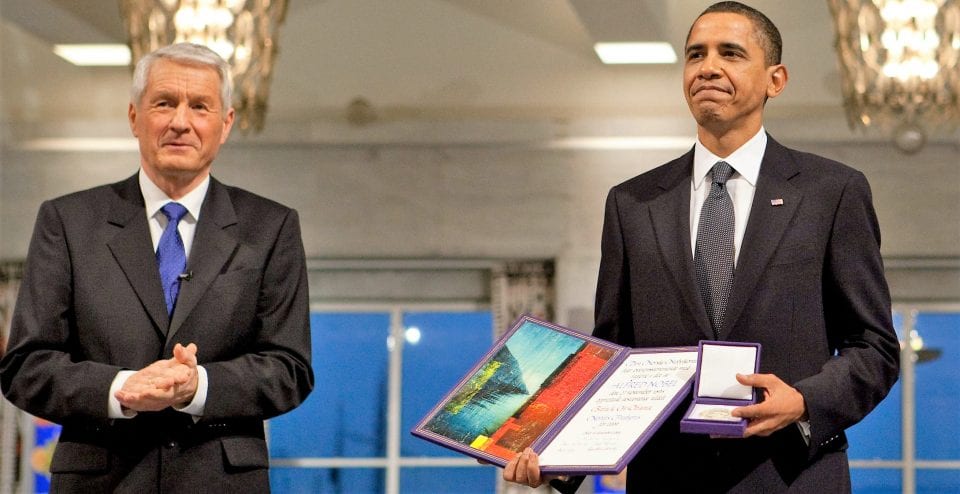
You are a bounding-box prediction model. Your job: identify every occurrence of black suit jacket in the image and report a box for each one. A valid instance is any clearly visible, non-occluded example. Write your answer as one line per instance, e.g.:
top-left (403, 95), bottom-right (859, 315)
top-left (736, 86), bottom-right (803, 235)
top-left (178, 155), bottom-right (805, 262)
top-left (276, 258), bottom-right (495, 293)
top-left (0, 174), bottom-right (314, 493)
top-left (590, 137), bottom-right (899, 492)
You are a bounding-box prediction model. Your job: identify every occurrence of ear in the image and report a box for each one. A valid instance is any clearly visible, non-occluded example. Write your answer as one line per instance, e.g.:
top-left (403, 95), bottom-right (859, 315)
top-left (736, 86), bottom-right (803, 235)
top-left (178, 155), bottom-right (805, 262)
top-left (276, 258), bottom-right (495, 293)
top-left (220, 107), bottom-right (236, 144)
top-left (766, 64), bottom-right (788, 99)
top-left (128, 103), bottom-right (138, 136)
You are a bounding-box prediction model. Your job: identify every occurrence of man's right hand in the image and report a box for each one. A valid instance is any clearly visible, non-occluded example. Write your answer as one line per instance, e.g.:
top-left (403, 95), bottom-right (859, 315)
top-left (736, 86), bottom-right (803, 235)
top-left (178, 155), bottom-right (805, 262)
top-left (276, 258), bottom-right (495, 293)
top-left (115, 343), bottom-right (199, 412)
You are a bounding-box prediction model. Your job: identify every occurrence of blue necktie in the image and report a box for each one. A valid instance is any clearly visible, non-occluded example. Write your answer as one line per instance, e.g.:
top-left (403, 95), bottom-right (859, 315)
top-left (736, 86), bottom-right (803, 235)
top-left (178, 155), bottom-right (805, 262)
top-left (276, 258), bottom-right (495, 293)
top-left (694, 161), bottom-right (735, 339)
top-left (157, 202), bottom-right (188, 316)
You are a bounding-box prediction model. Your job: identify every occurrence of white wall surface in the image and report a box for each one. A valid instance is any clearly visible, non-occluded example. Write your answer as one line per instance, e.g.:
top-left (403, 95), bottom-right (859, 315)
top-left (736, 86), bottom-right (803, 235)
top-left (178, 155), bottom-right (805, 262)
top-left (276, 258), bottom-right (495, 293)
top-left (2, 136), bottom-right (958, 326)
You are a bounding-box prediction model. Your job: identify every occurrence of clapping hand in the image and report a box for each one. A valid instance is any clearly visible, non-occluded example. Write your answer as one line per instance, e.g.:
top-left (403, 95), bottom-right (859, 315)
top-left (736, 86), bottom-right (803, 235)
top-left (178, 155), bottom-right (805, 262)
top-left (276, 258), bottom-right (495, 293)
top-left (115, 343), bottom-right (199, 412)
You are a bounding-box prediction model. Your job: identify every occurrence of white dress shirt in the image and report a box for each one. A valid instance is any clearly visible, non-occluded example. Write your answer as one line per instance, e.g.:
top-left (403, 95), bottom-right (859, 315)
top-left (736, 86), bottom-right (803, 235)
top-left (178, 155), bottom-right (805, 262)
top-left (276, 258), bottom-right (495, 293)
top-left (107, 169), bottom-right (210, 419)
top-left (690, 128), bottom-right (766, 264)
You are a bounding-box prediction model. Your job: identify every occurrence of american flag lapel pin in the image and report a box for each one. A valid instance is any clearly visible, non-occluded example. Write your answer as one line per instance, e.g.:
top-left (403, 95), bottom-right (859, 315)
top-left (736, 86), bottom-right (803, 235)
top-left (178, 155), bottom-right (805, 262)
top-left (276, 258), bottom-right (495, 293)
top-left (770, 198), bottom-right (784, 206)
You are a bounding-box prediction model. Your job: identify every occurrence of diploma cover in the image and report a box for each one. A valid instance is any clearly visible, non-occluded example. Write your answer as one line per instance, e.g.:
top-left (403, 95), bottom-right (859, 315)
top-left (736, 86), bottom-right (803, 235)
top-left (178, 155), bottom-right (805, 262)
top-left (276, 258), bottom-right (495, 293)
top-left (410, 315), bottom-right (697, 474)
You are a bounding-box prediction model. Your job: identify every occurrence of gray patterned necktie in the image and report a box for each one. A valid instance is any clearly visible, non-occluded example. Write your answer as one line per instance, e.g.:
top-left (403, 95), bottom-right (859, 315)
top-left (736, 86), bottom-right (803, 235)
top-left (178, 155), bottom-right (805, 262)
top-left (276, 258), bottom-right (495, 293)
top-left (694, 161), bottom-right (735, 339)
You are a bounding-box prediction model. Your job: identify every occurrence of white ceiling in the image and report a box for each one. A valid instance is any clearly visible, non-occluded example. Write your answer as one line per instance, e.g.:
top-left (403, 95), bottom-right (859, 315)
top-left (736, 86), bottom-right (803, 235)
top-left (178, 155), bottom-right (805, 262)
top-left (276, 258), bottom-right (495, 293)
top-left (0, 0), bottom-right (852, 146)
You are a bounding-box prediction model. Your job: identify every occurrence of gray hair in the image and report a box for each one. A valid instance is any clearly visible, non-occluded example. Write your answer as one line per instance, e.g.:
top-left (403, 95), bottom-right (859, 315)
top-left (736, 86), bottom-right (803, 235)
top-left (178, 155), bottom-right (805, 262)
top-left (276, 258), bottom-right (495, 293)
top-left (130, 43), bottom-right (233, 118)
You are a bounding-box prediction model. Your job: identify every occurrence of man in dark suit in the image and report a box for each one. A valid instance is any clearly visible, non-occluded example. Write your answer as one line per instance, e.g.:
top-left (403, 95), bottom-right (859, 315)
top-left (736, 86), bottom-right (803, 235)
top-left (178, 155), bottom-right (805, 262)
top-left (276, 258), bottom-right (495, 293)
top-left (0, 43), bottom-right (313, 493)
top-left (504, 2), bottom-right (899, 492)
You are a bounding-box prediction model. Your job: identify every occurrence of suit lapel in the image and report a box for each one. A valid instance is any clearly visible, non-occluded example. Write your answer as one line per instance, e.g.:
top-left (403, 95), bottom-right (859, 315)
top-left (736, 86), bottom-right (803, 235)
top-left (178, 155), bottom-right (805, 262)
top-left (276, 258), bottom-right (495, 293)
top-left (167, 178), bottom-right (239, 342)
top-left (647, 151), bottom-right (715, 339)
top-left (106, 175), bottom-right (169, 338)
top-left (720, 137), bottom-right (802, 339)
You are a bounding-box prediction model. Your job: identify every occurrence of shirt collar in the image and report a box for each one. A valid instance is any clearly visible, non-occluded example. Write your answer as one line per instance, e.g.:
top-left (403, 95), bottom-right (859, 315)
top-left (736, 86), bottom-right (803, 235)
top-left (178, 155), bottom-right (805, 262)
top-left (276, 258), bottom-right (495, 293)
top-left (693, 128), bottom-right (767, 190)
top-left (139, 168), bottom-right (210, 222)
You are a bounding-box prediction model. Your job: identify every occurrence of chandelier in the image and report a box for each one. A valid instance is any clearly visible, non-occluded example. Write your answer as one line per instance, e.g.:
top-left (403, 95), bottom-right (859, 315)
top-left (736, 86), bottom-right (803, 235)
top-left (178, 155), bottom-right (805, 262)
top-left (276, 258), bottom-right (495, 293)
top-left (120, 0), bottom-right (289, 133)
top-left (828, 0), bottom-right (960, 153)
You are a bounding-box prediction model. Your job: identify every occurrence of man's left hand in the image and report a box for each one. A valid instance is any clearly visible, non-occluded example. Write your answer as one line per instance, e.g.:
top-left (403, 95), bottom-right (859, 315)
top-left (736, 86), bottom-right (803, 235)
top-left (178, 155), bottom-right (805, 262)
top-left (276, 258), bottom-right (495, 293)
top-left (731, 373), bottom-right (806, 437)
top-left (115, 343), bottom-right (199, 412)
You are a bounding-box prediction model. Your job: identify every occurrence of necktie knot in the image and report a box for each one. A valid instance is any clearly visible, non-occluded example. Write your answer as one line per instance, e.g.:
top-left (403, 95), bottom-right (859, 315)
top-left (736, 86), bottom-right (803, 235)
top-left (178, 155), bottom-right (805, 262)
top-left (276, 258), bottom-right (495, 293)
top-left (161, 202), bottom-right (188, 224)
top-left (711, 161), bottom-right (734, 186)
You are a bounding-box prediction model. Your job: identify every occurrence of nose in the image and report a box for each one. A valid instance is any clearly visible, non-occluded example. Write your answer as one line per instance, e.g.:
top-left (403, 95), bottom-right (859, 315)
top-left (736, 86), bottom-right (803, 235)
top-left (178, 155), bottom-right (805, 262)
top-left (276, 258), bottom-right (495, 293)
top-left (169, 103), bottom-right (190, 132)
top-left (699, 52), bottom-right (722, 78)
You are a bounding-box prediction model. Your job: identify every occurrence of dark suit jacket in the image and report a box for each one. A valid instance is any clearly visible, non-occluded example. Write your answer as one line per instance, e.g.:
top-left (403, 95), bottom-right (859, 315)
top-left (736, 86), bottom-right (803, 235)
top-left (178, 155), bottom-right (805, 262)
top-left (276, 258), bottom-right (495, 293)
top-left (0, 174), bottom-right (314, 493)
top-left (591, 136), bottom-right (900, 492)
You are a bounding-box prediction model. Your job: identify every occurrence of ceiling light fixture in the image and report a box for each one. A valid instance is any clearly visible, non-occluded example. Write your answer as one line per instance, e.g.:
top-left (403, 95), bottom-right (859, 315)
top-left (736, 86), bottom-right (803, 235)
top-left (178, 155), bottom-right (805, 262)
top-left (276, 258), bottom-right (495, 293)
top-left (53, 44), bottom-right (132, 66)
top-left (594, 42), bottom-right (678, 65)
top-left (19, 138), bottom-right (139, 152)
top-left (828, 0), bottom-right (960, 154)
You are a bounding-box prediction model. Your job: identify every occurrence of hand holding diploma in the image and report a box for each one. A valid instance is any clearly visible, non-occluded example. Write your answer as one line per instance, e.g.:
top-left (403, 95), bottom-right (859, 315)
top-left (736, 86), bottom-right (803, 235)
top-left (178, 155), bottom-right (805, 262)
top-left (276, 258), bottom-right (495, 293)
top-left (504, 448), bottom-right (567, 489)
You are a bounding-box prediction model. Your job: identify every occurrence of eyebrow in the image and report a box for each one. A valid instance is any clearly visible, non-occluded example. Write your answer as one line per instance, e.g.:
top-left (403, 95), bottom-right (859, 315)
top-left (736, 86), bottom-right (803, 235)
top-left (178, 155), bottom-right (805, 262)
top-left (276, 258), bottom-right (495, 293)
top-left (148, 87), bottom-right (178, 98)
top-left (718, 42), bottom-right (748, 53)
top-left (148, 90), bottom-right (215, 103)
top-left (685, 41), bottom-right (748, 56)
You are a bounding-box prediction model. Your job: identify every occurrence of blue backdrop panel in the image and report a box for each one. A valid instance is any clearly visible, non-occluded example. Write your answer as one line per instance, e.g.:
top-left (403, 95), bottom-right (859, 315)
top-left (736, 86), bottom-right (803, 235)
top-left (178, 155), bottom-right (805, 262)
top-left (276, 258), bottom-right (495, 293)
top-left (400, 311), bottom-right (494, 457)
top-left (269, 312), bottom-right (391, 493)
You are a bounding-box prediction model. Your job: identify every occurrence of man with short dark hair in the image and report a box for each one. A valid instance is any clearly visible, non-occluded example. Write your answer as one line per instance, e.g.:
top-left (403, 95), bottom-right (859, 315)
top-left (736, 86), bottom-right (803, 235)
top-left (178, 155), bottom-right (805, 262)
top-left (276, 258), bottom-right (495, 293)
top-left (504, 2), bottom-right (899, 492)
top-left (0, 43), bottom-right (313, 493)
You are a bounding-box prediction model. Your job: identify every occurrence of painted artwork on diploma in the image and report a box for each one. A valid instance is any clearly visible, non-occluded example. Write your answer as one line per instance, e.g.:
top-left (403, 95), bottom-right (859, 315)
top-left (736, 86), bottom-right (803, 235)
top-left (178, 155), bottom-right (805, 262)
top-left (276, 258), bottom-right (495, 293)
top-left (416, 316), bottom-right (619, 461)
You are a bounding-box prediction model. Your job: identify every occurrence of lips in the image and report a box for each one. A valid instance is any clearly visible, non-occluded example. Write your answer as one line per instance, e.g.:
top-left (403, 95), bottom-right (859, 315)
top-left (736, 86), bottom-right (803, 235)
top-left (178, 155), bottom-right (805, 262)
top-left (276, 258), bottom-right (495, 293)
top-left (693, 84), bottom-right (730, 96)
top-left (162, 141), bottom-right (195, 149)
